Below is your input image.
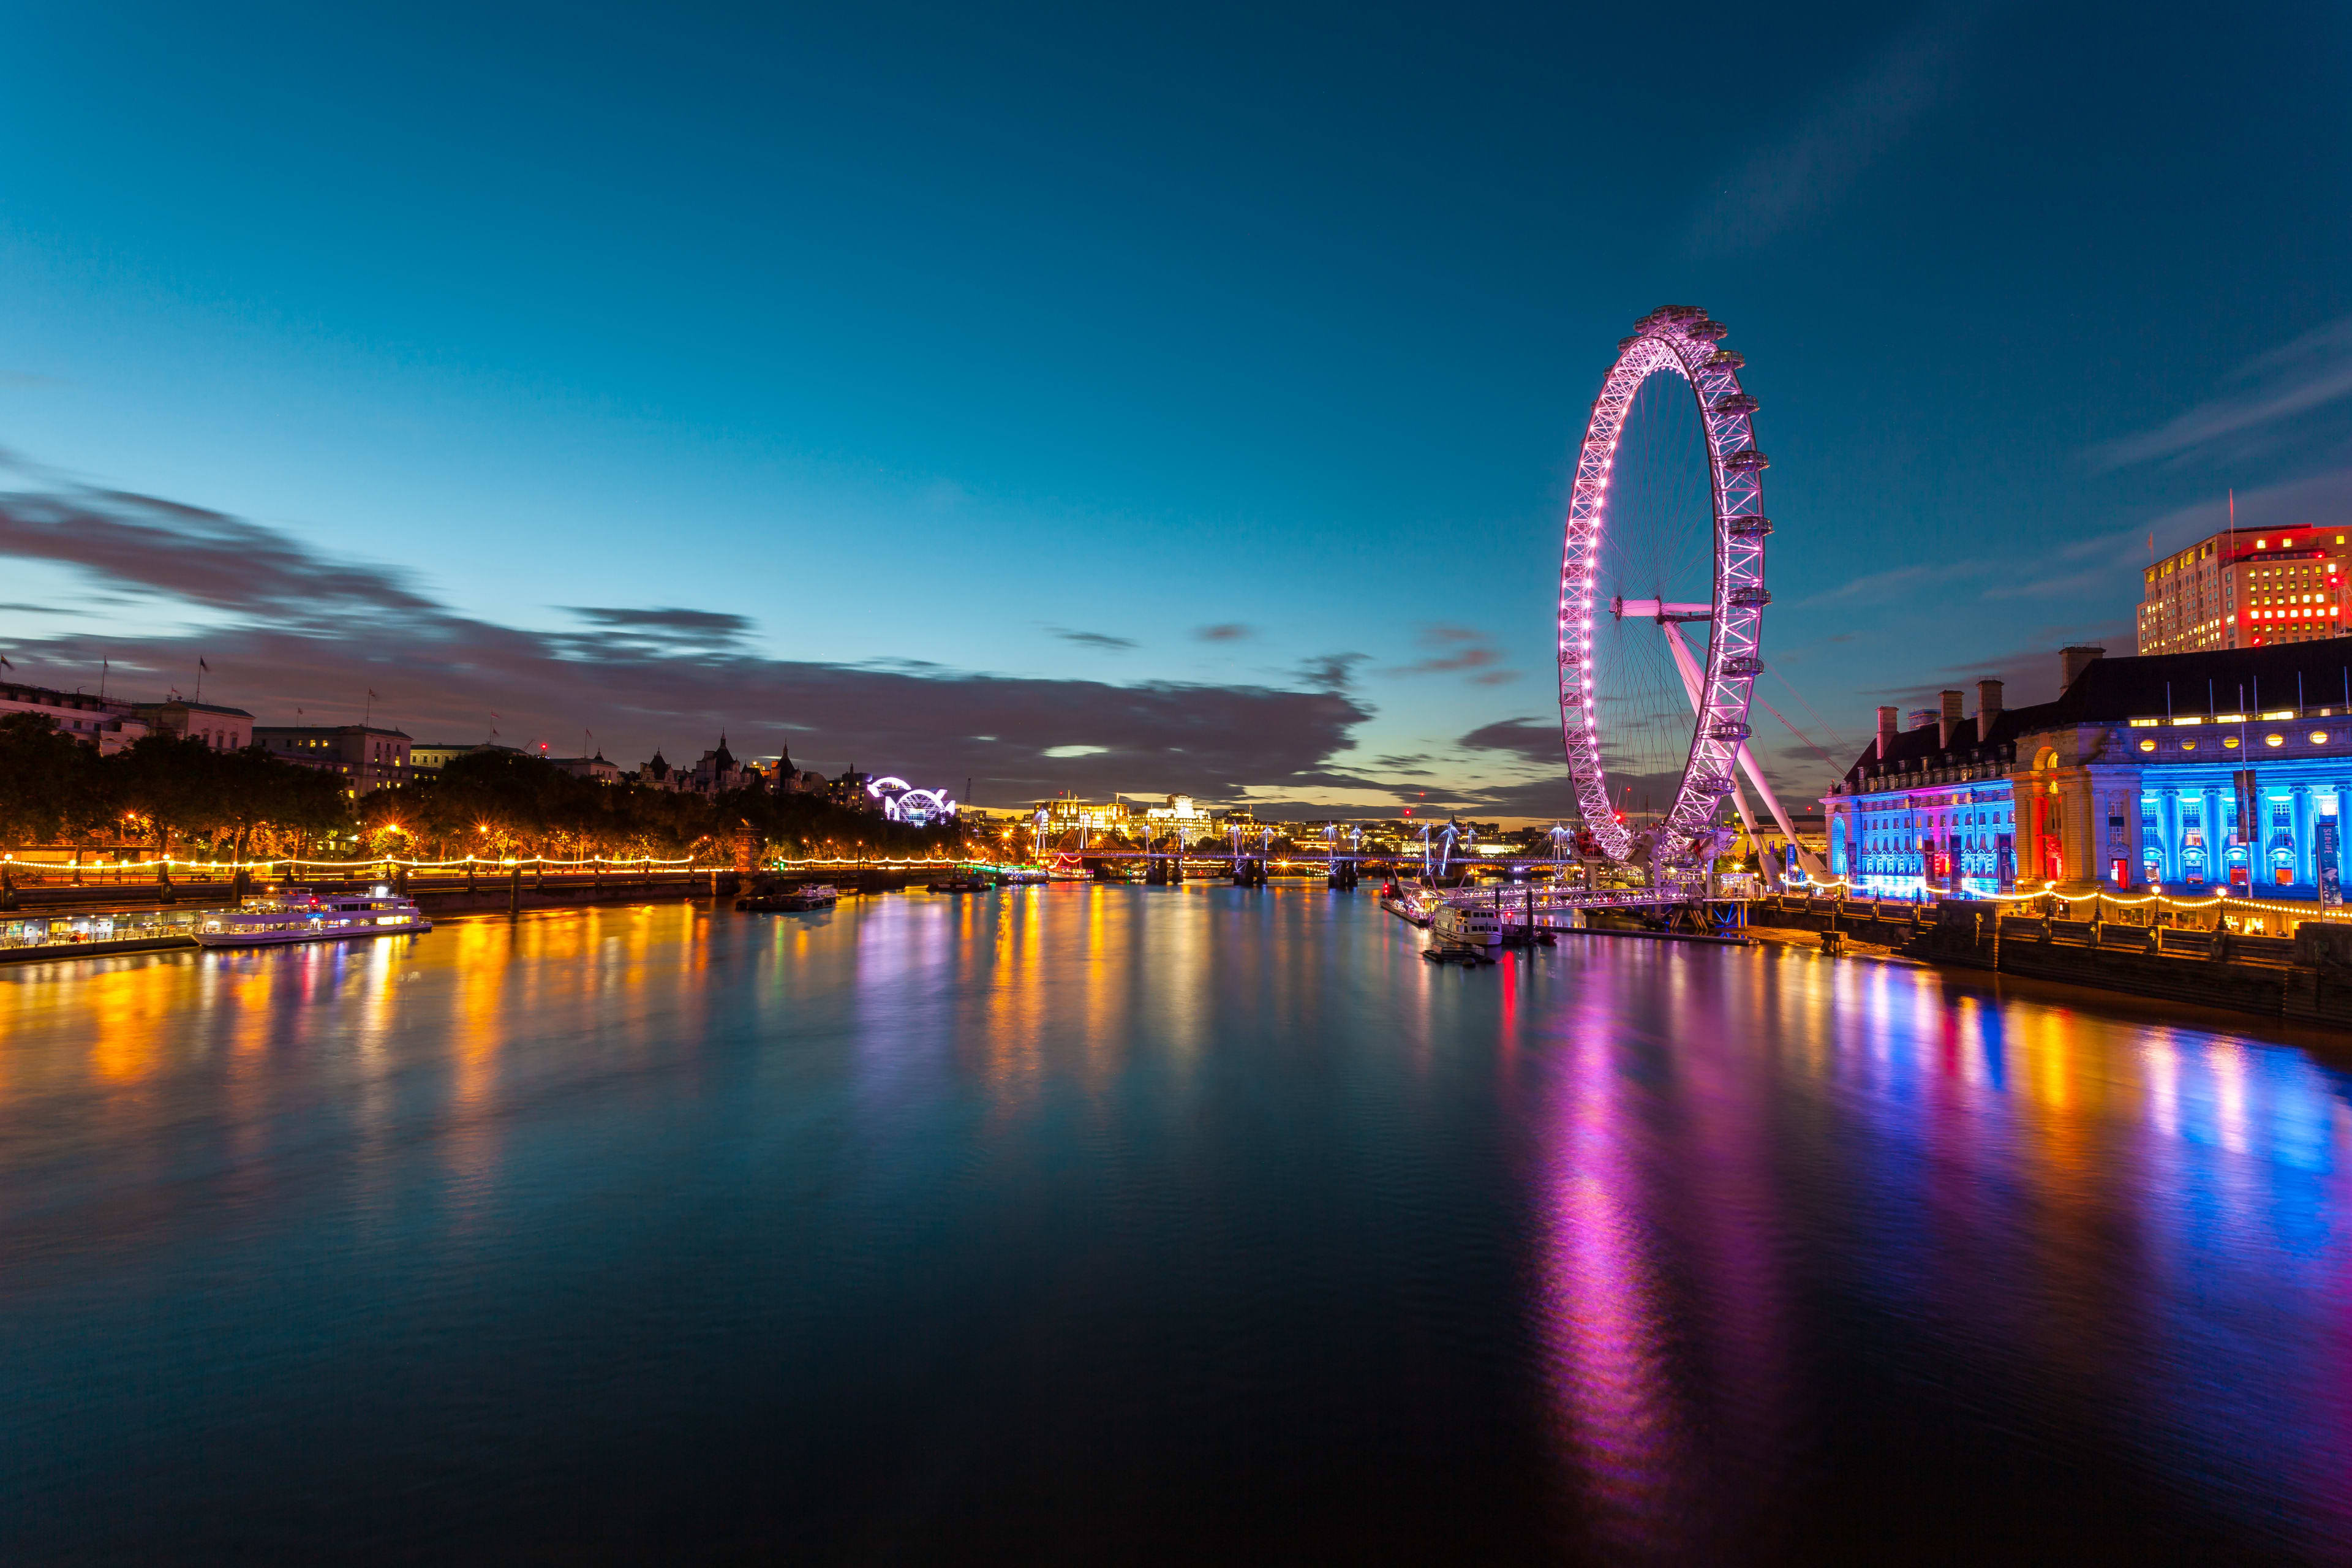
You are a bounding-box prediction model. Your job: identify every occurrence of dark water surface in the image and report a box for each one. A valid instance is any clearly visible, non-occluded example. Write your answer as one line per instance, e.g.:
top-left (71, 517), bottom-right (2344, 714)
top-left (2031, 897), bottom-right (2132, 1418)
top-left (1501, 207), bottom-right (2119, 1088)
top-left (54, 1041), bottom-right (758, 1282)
top-left (5, 888), bottom-right (2351, 1564)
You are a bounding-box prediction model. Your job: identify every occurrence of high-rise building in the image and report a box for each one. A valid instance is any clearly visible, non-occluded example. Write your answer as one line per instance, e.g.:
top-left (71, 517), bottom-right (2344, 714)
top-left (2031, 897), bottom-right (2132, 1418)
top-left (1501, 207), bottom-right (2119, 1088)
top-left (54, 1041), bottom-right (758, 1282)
top-left (2138, 524), bottom-right (2351, 654)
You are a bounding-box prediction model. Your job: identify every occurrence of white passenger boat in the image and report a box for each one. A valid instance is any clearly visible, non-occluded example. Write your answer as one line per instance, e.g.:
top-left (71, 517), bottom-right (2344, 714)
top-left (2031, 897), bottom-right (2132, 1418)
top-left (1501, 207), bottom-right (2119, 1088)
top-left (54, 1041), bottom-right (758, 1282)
top-left (193, 887), bottom-right (431, 948)
top-left (1429, 901), bottom-right (1502, 951)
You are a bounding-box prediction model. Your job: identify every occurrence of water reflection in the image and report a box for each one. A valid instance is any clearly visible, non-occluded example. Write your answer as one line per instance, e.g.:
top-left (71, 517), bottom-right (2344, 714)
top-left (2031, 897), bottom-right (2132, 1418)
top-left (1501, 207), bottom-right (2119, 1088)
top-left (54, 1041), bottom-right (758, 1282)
top-left (4, 895), bottom-right (2352, 1561)
top-left (1529, 944), bottom-right (2352, 1560)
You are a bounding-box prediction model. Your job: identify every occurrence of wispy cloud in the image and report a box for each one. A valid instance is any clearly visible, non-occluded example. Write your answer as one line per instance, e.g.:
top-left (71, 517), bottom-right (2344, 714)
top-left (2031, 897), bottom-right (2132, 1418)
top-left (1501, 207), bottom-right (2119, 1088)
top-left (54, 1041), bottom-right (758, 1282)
top-left (0, 484), bottom-right (438, 623)
top-left (0, 461), bottom-right (1371, 804)
top-left (1858, 620), bottom-right (2133, 709)
top-left (1979, 565), bottom-right (2120, 601)
top-left (2108, 468), bottom-right (2352, 565)
top-left (1050, 627), bottom-right (1139, 651)
top-left (1687, 1), bottom-right (2008, 257)
top-left (1193, 622), bottom-right (1254, 643)
top-left (562, 606), bottom-right (756, 652)
top-left (1292, 652), bottom-right (1369, 693)
top-left (1788, 559), bottom-right (1986, 609)
top-left (2094, 318), bottom-right (2352, 470)
top-left (1457, 717), bottom-right (1559, 764)
top-left (1380, 623), bottom-right (1519, 684)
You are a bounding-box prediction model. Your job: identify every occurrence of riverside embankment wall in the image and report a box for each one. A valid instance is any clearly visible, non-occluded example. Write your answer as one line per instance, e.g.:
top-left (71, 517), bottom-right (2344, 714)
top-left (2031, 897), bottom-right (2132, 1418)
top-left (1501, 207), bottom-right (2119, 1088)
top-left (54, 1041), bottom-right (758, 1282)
top-left (1747, 895), bottom-right (2352, 1027)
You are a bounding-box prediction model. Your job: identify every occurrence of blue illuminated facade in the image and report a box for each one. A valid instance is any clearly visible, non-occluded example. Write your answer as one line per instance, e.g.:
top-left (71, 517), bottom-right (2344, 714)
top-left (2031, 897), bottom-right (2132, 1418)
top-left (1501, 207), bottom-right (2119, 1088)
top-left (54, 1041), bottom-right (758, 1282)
top-left (2123, 734), bottom-right (2352, 897)
top-left (1824, 644), bottom-right (2352, 911)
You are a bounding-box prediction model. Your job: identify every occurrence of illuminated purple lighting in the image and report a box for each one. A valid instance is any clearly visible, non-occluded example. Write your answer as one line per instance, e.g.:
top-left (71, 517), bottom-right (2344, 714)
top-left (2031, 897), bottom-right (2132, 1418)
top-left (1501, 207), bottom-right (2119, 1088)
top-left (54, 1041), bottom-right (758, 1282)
top-left (1557, 307), bottom-right (1769, 868)
top-left (865, 775), bottom-right (959, 826)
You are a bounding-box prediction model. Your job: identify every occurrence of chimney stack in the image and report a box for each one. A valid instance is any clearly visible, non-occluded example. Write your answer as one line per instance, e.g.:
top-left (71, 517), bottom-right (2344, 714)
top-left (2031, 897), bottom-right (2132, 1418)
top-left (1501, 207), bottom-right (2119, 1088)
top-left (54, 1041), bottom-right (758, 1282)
top-left (2060, 645), bottom-right (2106, 694)
top-left (1937, 689), bottom-right (1964, 750)
top-left (1876, 705), bottom-right (1899, 760)
top-left (1976, 679), bottom-right (2003, 737)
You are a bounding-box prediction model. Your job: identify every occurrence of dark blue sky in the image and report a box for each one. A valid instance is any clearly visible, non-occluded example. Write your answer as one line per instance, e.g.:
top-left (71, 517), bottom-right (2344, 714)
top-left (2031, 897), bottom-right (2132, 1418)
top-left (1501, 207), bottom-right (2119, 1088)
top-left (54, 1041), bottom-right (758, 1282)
top-left (2, 1), bottom-right (2347, 812)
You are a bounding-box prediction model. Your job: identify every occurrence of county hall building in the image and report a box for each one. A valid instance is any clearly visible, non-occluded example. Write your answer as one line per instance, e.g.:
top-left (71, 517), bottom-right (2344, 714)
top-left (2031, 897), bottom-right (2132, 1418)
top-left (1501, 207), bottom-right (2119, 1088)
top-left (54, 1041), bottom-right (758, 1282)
top-left (1824, 642), bottom-right (2352, 914)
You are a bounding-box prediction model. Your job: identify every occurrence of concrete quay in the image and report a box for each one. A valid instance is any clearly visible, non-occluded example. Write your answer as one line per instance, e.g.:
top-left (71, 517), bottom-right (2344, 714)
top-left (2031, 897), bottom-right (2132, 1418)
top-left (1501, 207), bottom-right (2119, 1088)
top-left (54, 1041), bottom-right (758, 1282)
top-left (1747, 894), bottom-right (2352, 1028)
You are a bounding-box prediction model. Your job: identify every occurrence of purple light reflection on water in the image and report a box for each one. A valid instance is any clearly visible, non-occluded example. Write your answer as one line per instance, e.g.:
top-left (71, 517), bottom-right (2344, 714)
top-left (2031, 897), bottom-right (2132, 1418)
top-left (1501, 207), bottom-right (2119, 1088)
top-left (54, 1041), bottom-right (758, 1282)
top-left (1528, 945), bottom-right (2352, 1561)
top-left (4, 893), bottom-right (2352, 1561)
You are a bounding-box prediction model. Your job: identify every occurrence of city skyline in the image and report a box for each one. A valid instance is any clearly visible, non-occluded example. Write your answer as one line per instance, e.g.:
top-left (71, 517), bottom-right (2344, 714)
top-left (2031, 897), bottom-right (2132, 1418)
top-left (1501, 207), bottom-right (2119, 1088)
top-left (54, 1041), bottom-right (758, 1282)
top-left (2, 1), bottom-right (2348, 815)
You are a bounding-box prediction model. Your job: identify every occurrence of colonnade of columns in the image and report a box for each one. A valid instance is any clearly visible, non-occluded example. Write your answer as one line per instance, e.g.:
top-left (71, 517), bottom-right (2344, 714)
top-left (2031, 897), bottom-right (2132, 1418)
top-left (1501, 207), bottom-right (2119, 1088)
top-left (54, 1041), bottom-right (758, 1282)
top-left (2135, 777), bottom-right (2352, 892)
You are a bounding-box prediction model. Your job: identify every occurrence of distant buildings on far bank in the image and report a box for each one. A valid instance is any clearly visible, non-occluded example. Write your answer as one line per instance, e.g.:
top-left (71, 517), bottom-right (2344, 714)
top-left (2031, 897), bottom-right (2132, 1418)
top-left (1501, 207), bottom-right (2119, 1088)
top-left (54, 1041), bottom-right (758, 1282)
top-left (1, 675), bottom-right (861, 807)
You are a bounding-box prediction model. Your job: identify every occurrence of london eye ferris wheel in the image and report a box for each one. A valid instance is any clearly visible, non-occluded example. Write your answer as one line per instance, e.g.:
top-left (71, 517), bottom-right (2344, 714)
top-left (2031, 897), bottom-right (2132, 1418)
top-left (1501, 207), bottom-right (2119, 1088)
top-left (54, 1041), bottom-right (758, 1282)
top-left (1559, 306), bottom-right (1775, 871)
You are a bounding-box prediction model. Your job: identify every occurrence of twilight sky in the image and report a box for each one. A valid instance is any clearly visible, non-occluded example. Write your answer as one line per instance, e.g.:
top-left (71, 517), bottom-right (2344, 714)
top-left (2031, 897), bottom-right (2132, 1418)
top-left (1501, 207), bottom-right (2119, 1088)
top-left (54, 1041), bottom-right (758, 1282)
top-left (2, 1), bottom-right (2348, 815)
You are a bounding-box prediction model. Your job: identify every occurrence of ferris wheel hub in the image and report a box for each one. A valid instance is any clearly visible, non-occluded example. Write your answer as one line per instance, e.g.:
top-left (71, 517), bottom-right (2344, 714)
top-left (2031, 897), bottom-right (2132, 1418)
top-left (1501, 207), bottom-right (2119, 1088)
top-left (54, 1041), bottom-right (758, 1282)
top-left (1611, 598), bottom-right (1713, 622)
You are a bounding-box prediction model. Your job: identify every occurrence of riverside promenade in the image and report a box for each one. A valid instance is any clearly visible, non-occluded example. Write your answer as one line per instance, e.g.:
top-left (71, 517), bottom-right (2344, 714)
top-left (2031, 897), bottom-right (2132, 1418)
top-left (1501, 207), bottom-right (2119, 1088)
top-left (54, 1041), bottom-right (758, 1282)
top-left (1747, 892), bottom-right (2352, 1028)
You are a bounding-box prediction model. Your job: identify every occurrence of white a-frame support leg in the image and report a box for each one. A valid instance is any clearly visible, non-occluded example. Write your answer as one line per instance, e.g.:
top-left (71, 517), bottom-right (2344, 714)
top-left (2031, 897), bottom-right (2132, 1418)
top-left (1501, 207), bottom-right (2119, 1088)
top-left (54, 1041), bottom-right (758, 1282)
top-left (1660, 623), bottom-right (1830, 879)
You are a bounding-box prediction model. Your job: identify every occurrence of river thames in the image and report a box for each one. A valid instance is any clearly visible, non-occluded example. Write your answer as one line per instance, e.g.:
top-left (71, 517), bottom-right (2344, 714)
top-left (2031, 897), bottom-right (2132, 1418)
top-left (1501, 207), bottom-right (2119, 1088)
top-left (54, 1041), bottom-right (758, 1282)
top-left (4, 886), bottom-right (2350, 1563)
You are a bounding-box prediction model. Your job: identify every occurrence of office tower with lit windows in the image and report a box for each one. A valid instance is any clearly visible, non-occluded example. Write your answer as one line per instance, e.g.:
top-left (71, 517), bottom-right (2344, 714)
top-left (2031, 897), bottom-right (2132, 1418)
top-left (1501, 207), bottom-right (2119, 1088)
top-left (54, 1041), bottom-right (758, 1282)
top-left (2138, 524), bottom-right (2351, 654)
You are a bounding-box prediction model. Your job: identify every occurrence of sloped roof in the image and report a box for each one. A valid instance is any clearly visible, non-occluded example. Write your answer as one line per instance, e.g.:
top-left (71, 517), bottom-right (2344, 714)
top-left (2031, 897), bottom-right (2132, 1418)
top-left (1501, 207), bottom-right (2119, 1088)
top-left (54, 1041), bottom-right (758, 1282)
top-left (2051, 643), bottom-right (2352, 723)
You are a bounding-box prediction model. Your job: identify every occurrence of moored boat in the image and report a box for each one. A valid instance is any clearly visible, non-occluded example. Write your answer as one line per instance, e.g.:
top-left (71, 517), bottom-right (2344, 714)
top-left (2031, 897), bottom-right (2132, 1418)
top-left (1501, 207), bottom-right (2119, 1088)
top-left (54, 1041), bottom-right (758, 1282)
top-left (739, 883), bottom-right (839, 912)
top-left (1429, 900), bottom-right (1502, 955)
top-left (193, 887), bottom-right (431, 949)
top-left (1379, 878), bottom-right (1437, 927)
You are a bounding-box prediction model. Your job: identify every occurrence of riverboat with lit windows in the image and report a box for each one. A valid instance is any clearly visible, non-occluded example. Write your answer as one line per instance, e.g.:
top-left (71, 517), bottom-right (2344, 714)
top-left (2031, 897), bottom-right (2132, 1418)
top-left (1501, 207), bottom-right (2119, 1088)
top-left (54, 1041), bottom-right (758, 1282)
top-left (192, 886), bottom-right (431, 948)
top-left (1428, 901), bottom-right (1503, 956)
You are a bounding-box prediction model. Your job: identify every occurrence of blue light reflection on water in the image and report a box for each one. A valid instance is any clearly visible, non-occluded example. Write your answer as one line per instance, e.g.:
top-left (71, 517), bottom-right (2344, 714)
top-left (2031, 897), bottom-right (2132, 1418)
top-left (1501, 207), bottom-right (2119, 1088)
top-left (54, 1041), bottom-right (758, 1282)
top-left (2, 889), bottom-right (2351, 1562)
